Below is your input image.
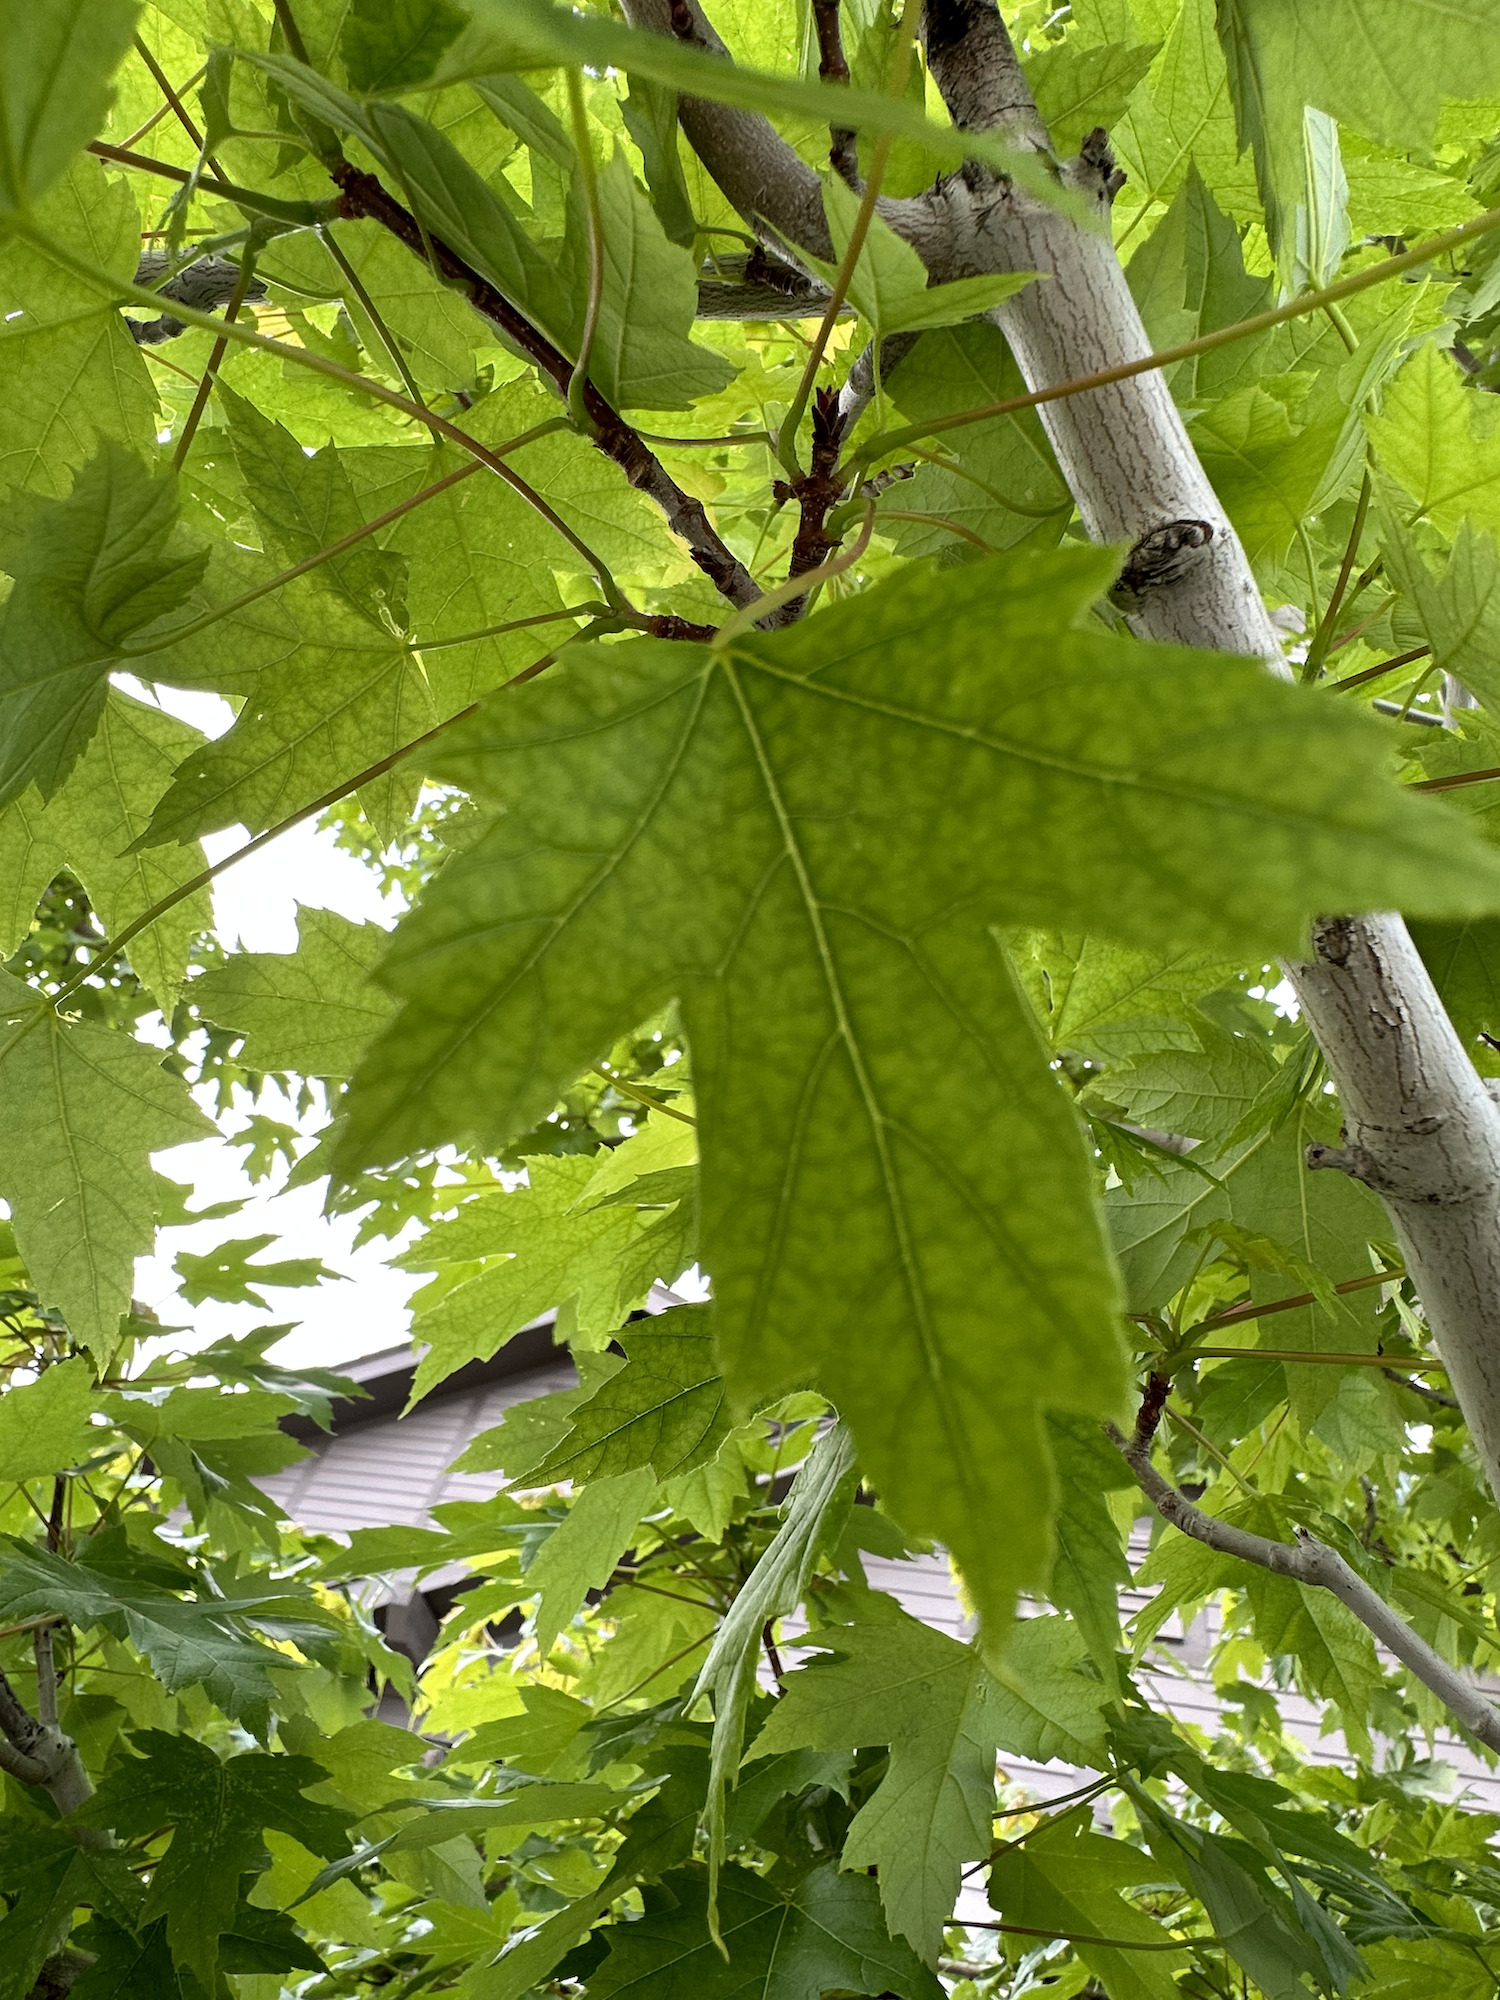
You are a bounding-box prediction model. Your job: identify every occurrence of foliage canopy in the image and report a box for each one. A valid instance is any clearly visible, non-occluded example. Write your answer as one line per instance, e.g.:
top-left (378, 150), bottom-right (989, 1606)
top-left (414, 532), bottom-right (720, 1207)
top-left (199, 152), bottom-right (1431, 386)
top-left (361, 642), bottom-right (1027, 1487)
top-left (6, 2), bottom-right (1500, 1996)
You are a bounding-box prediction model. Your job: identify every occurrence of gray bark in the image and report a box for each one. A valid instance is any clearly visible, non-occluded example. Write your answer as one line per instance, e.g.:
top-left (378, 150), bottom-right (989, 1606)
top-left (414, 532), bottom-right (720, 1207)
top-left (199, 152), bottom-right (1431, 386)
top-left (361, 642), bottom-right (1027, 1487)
top-left (1286, 919), bottom-right (1500, 1509)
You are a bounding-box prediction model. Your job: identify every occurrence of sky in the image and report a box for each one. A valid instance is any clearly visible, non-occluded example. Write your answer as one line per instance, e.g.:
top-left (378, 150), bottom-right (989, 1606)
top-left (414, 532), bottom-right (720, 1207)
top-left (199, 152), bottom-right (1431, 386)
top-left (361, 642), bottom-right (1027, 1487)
top-left (125, 683), bottom-right (426, 1371)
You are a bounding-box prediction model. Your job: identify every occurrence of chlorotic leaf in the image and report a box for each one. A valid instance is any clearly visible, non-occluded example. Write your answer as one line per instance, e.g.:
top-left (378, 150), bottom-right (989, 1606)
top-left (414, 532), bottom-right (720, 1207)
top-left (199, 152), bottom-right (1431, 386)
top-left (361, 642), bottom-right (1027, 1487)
top-left (0, 986), bottom-right (212, 1358)
top-left (193, 908), bottom-right (396, 1076)
top-left (0, 446), bottom-right (205, 811)
top-left (343, 548), bottom-right (1500, 1636)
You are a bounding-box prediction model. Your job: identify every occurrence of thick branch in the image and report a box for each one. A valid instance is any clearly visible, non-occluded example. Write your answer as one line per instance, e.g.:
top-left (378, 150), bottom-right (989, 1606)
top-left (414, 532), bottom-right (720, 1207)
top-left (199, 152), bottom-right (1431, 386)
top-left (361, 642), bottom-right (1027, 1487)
top-left (1283, 919), bottom-right (1500, 1513)
top-left (1112, 1421), bottom-right (1500, 1753)
top-left (627, 0), bottom-right (1281, 656)
top-left (920, 0), bottom-right (1048, 147)
top-left (811, 0), bottom-right (859, 187)
top-left (328, 164), bottom-right (760, 611)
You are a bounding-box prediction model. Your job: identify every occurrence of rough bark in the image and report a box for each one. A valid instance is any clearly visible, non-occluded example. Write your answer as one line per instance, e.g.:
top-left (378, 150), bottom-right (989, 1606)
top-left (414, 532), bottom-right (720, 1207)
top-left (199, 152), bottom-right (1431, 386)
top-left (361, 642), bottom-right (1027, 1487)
top-left (1286, 919), bottom-right (1500, 1508)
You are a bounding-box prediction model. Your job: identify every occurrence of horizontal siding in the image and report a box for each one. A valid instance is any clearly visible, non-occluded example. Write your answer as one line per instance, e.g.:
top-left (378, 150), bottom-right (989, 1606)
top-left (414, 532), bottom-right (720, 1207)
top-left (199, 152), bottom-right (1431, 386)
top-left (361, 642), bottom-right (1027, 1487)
top-left (257, 1370), bottom-right (1500, 1825)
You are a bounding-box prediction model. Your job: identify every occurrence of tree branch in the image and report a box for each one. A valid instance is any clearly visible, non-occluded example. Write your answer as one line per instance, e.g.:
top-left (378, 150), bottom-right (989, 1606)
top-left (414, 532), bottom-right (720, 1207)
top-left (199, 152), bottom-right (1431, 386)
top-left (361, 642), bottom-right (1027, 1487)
top-left (1283, 919), bottom-right (1500, 1515)
top-left (0, 1662), bottom-right (99, 1828)
top-left (1110, 1418), bottom-right (1500, 1755)
top-left (811, 0), bottom-right (859, 187)
top-left (328, 163), bottom-right (761, 611)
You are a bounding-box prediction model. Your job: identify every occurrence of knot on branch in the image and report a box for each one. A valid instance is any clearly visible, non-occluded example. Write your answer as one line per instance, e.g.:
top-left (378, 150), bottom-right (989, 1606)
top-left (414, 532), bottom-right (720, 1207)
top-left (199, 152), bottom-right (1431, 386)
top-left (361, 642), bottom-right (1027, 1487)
top-left (1074, 127), bottom-right (1127, 205)
top-left (1306, 1133), bottom-right (1490, 1203)
top-left (1110, 519), bottom-right (1216, 608)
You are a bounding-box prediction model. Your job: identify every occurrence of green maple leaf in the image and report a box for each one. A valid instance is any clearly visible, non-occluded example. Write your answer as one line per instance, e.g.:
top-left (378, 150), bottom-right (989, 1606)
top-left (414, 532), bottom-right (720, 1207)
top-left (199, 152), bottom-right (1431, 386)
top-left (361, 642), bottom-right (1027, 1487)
top-left (0, 1531), bottom-right (298, 1727)
top-left (0, 445), bottom-right (206, 811)
top-left (342, 433), bottom-right (574, 709)
top-left (1027, 37), bottom-right (1162, 154)
top-left (219, 385), bottom-right (408, 630)
top-left (0, 1818), bottom-right (141, 2000)
top-left (1216, 0), bottom-right (1500, 243)
top-left (0, 0), bottom-right (138, 213)
top-left (34, 685), bottom-right (211, 1009)
top-left (75, 1731), bottom-right (350, 1993)
top-left (340, 0), bottom-right (469, 93)
top-left (988, 1817), bottom-right (1189, 2000)
top-left (1382, 511), bottom-right (1500, 713)
top-left (1113, 0), bottom-right (1260, 228)
top-left (585, 1861), bottom-right (943, 2000)
top-left (0, 980), bottom-right (212, 1359)
top-left (524, 1464), bottom-right (657, 1659)
top-left (751, 1604), bottom-right (1110, 1958)
top-left (193, 908), bottom-right (397, 1076)
top-left (0, 1356), bottom-right (103, 1482)
top-left (0, 788), bottom-right (67, 958)
top-left (172, 1232), bottom-right (345, 1308)
top-left (1369, 344), bottom-right (1500, 544)
top-left (340, 545), bottom-right (1500, 1631)
top-left (399, 1153), bottom-right (684, 1399)
top-left (0, 158), bottom-right (157, 497)
top-left (479, 1750), bottom-right (712, 2000)
top-left (137, 573), bottom-right (434, 848)
top-left (530, 1305), bottom-right (732, 1485)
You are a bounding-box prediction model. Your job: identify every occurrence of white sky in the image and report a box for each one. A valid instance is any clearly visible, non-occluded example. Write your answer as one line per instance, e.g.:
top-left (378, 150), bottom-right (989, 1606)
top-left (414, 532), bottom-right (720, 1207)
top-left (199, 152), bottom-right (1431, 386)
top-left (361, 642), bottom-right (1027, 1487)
top-left (126, 683), bottom-right (424, 1371)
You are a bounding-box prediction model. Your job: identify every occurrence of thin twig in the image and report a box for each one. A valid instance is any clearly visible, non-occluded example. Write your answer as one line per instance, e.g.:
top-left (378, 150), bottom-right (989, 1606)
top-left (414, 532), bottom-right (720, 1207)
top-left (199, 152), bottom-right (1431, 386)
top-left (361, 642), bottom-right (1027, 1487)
top-left (172, 247), bottom-right (258, 468)
top-left (121, 64), bottom-right (206, 149)
top-left (713, 500), bottom-right (876, 642)
top-left (1332, 645), bottom-right (1431, 691)
top-left (1412, 765), bottom-right (1500, 794)
top-left (812, 0), bottom-right (859, 187)
top-left (844, 205), bottom-right (1500, 477)
top-left (1110, 1402), bottom-right (1500, 1754)
top-left (317, 223), bottom-right (428, 414)
top-left (1303, 470), bottom-right (1371, 681)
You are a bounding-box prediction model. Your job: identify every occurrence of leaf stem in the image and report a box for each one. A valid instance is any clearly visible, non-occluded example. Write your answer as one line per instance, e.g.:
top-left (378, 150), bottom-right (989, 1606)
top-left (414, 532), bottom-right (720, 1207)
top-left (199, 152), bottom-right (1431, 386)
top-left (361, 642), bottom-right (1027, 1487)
top-left (317, 222), bottom-right (427, 414)
top-left (1411, 764), bottom-right (1500, 794)
top-left (843, 205), bottom-right (1500, 476)
top-left (591, 1065), bottom-right (696, 1126)
top-left (1332, 644), bottom-right (1431, 691)
top-left (121, 64), bottom-right (207, 150)
top-left (1180, 1346), bottom-right (1449, 1371)
top-left (564, 69), bottom-right (606, 435)
top-left (959, 1917), bottom-right (1200, 1951)
top-left (88, 139), bottom-right (337, 226)
top-left (132, 36), bottom-right (215, 168)
top-left (777, 2), bottom-right (914, 475)
top-left (1303, 469), bottom-right (1371, 681)
top-left (172, 245), bottom-right (259, 469)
